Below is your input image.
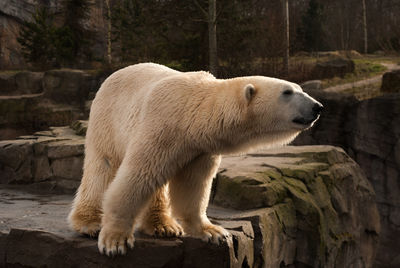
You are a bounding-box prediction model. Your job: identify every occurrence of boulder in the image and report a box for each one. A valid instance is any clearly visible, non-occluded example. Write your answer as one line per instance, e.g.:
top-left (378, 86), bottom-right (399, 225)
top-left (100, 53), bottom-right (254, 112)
top-left (313, 57), bottom-right (355, 79)
top-left (381, 69), bottom-right (400, 93)
top-left (0, 130), bottom-right (380, 267)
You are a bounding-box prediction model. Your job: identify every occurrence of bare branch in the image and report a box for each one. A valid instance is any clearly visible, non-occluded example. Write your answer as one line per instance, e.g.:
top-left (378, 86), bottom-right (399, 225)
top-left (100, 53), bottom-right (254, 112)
top-left (193, 0), bottom-right (207, 18)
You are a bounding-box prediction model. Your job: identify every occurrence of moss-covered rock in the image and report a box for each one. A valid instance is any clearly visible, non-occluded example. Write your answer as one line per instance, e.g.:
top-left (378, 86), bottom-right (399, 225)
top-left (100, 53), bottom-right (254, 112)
top-left (211, 145), bottom-right (380, 268)
top-left (70, 120), bottom-right (88, 136)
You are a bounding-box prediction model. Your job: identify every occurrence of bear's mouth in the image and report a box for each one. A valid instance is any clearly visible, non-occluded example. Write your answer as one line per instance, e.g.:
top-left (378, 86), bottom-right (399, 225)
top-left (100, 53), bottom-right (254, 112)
top-left (292, 116), bottom-right (319, 126)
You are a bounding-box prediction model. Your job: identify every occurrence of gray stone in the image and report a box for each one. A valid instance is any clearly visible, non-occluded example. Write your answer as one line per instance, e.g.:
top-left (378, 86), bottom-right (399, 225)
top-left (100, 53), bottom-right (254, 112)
top-left (0, 126), bottom-right (85, 187)
top-left (14, 71), bottom-right (44, 94)
top-left (43, 69), bottom-right (91, 106)
top-left (0, 71), bottom-right (44, 95)
top-left (33, 156), bottom-right (52, 182)
top-left (0, 140), bottom-right (33, 183)
top-left (47, 140), bottom-right (85, 159)
top-left (0, 72), bottom-right (16, 94)
top-left (313, 57), bottom-right (355, 79)
top-left (381, 70), bottom-right (400, 93)
top-left (389, 206), bottom-right (400, 227)
top-left (54, 178), bottom-right (81, 191)
top-left (0, 186), bottom-right (248, 268)
top-left (0, 93), bottom-right (79, 140)
top-left (51, 156), bottom-right (83, 180)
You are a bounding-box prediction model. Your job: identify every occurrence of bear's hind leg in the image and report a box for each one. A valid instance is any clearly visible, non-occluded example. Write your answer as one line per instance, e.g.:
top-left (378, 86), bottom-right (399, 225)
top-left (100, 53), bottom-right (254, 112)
top-left (138, 184), bottom-right (183, 237)
top-left (169, 154), bottom-right (230, 243)
top-left (68, 154), bottom-right (116, 237)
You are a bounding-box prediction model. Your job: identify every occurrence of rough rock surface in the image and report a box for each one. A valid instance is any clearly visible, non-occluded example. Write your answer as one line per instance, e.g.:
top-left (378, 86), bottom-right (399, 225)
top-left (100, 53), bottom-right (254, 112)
top-left (0, 69), bottom-right (103, 140)
top-left (0, 93), bottom-right (80, 140)
top-left (43, 69), bottom-right (96, 106)
top-left (0, 127), bottom-right (84, 192)
top-left (295, 87), bottom-right (400, 268)
top-left (381, 69), bottom-right (400, 93)
top-left (313, 57), bottom-right (355, 79)
top-left (0, 128), bottom-right (380, 267)
top-left (0, 71), bottom-right (43, 95)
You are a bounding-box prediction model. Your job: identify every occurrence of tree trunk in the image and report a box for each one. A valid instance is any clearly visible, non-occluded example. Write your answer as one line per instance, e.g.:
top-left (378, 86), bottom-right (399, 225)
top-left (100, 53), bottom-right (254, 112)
top-left (362, 0), bottom-right (368, 54)
top-left (208, 0), bottom-right (218, 76)
top-left (283, 0), bottom-right (289, 77)
top-left (105, 0), bottom-right (112, 64)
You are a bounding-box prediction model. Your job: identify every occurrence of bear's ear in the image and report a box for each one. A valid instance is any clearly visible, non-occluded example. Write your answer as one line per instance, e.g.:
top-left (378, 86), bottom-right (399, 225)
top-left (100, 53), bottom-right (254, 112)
top-left (244, 84), bottom-right (256, 102)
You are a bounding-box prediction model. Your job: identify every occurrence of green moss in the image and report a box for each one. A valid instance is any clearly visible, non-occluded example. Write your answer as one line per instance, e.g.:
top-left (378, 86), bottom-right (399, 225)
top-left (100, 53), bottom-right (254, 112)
top-left (213, 174), bottom-right (288, 210)
top-left (273, 201), bottom-right (297, 237)
top-left (70, 120), bottom-right (88, 136)
top-left (283, 177), bottom-right (308, 193)
top-left (258, 169), bottom-right (282, 180)
top-left (308, 176), bottom-right (331, 208)
top-left (321, 57), bottom-right (392, 88)
top-left (280, 165), bottom-right (317, 184)
top-left (343, 82), bottom-right (383, 101)
top-left (318, 170), bottom-right (334, 192)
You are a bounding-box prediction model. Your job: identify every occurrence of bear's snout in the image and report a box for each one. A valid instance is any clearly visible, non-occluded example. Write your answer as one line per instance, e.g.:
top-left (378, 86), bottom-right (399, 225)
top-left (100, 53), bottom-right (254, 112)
top-left (292, 94), bottom-right (323, 127)
top-left (312, 102), bottom-right (324, 117)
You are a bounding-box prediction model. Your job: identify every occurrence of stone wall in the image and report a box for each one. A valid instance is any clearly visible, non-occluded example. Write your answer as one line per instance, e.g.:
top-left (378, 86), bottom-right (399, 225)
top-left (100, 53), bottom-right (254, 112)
top-left (0, 127), bottom-right (380, 267)
top-left (294, 88), bottom-right (400, 268)
top-left (0, 69), bottom-right (102, 140)
top-left (0, 127), bottom-right (84, 192)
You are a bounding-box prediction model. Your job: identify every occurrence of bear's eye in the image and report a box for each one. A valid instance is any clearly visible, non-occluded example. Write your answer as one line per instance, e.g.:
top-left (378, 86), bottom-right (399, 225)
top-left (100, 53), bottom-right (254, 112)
top-left (283, 89), bottom-right (293, 96)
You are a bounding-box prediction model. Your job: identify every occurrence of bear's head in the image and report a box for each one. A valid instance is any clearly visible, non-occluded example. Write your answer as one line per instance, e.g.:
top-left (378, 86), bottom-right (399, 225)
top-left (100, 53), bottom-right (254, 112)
top-left (243, 77), bottom-right (322, 130)
top-left (222, 76), bottom-right (323, 153)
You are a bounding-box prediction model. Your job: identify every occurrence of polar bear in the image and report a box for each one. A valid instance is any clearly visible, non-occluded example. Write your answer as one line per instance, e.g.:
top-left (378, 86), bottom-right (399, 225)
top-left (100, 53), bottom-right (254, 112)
top-left (68, 63), bottom-right (323, 256)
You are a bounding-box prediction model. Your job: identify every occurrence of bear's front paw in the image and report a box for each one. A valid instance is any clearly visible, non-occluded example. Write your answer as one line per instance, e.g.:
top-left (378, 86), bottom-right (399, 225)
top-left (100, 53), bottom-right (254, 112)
top-left (139, 215), bottom-right (184, 237)
top-left (68, 207), bottom-right (101, 237)
top-left (200, 223), bottom-right (231, 244)
top-left (98, 227), bottom-right (135, 256)
top-left (185, 222), bottom-right (231, 244)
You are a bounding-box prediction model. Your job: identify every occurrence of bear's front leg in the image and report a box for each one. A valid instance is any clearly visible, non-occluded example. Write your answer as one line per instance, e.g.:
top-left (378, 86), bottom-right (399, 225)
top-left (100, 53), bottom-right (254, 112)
top-left (138, 184), bottom-right (184, 237)
top-left (98, 155), bottom-right (163, 256)
top-left (169, 154), bottom-right (230, 244)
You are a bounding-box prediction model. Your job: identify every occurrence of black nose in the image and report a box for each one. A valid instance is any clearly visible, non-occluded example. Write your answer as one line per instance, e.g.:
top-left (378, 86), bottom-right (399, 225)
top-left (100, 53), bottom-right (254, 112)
top-left (312, 103), bottom-right (324, 114)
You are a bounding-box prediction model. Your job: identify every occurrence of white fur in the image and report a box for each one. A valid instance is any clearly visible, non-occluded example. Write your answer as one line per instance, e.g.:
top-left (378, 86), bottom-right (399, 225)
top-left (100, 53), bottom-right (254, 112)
top-left (68, 63), bottom-right (316, 256)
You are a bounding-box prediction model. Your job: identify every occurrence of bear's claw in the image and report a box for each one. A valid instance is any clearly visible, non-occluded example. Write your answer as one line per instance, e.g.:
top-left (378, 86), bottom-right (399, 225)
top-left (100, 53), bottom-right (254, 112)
top-left (139, 216), bottom-right (184, 238)
top-left (195, 223), bottom-right (231, 245)
top-left (98, 228), bottom-right (135, 256)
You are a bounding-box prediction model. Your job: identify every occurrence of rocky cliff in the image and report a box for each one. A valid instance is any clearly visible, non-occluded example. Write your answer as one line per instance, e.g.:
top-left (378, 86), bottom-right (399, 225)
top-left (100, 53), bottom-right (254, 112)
top-left (0, 0), bottom-right (106, 69)
top-left (295, 88), bottom-right (400, 268)
top-left (0, 126), bottom-right (380, 267)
